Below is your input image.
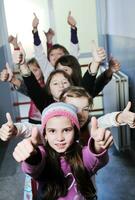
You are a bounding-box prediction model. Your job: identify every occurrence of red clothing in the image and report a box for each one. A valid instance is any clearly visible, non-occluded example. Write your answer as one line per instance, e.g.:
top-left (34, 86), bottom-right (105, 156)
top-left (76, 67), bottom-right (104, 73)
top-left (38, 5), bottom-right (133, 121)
top-left (28, 79), bottom-right (45, 123)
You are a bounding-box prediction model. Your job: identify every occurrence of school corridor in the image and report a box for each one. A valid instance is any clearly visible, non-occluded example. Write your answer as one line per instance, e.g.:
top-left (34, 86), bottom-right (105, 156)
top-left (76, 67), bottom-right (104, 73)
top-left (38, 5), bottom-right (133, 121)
top-left (1, 0), bottom-right (135, 199)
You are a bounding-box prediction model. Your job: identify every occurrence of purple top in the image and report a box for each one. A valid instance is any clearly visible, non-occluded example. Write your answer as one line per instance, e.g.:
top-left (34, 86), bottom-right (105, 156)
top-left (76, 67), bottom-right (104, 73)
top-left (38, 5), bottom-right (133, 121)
top-left (22, 138), bottom-right (108, 199)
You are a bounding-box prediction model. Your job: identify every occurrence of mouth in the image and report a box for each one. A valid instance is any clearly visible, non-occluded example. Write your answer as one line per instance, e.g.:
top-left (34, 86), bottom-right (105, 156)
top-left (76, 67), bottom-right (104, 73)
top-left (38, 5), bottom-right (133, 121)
top-left (55, 143), bottom-right (66, 149)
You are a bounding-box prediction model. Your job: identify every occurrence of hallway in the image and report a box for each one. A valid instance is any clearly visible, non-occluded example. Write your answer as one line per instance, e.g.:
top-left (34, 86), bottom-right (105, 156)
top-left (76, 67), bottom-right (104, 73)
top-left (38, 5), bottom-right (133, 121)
top-left (0, 140), bottom-right (135, 200)
top-left (96, 145), bottom-right (135, 200)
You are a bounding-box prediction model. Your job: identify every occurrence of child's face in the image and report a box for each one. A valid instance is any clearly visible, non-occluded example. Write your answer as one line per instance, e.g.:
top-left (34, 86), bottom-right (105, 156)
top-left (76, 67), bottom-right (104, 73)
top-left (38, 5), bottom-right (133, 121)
top-left (28, 63), bottom-right (42, 81)
top-left (45, 116), bottom-right (75, 153)
top-left (49, 73), bottom-right (71, 101)
top-left (49, 48), bottom-right (65, 66)
top-left (64, 96), bottom-right (90, 127)
top-left (56, 63), bottom-right (73, 76)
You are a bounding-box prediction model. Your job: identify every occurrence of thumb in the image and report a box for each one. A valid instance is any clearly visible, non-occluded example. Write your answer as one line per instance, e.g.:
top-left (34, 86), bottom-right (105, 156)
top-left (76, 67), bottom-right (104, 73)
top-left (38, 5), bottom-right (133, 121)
top-left (33, 12), bottom-right (37, 18)
top-left (15, 34), bottom-right (18, 41)
top-left (91, 40), bottom-right (97, 52)
top-left (91, 117), bottom-right (98, 132)
top-left (68, 11), bottom-right (71, 17)
top-left (6, 62), bottom-right (13, 81)
top-left (124, 101), bottom-right (131, 112)
top-left (6, 112), bottom-right (13, 127)
top-left (31, 127), bottom-right (42, 146)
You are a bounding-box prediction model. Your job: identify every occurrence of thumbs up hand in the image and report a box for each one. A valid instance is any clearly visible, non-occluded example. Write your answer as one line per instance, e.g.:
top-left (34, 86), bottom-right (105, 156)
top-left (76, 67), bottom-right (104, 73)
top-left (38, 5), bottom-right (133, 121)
top-left (91, 117), bottom-right (113, 153)
top-left (13, 127), bottom-right (42, 162)
top-left (91, 40), bottom-right (106, 63)
top-left (6, 63), bottom-right (13, 81)
top-left (43, 28), bottom-right (55, 44)
top-left (8, 35), bottom-right (19, 49)
top-left (67, 11), bottom-right (77, 28)
top-left (88, 41), bottom-right (106, 75)
top-left (116, 101), bottom-right (135, 128)
top-left (0, 113), bottom-right (17, 141)
top-left (32, 13), bottom-right (39, 29)
top-left (0, 68), bottom-right (9, 82)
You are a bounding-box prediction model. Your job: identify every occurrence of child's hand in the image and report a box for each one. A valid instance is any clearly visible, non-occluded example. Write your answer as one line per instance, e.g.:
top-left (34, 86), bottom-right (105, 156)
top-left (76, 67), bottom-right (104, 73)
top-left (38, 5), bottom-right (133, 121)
top-left (43, 28), bottom-right (55, 43)
top-left (88, 41), bottom-right (106, 75)
top-left (8, 35), bottom-right (19, 49)
top-left (91, 40), bottom-right (106, 63)
top-left (108, 57), bottom-right (120, 73)
top-left (32, 13), bottom-right (39, 29)
top-left (67, 11), bottom-right (76, 28)
top-left (6, 63), bottom-right (13, 81)
top-left (0, 68), bottom-right (9, 81)
top-left (91, 117), bottom-right (113, 153)
top-left (0, 113), bottom-right (17, 141)
top-left (12, 42), bottom-right (26, 65)
top-left (13, 127), bottom-right (42, 162)
top-left (116, 101), bottom-right (135, 128)
top-left (0, 63), bottom-right (13, 82)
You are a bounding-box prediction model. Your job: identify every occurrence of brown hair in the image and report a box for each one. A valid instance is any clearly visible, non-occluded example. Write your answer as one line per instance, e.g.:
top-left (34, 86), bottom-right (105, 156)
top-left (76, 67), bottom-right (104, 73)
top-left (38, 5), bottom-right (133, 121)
top-left (45, 70), bottom-right (73, 95)
top-left (55, 55), bottom-right (82, 86)
top-left (48, 44), bottom-right (69, 59)
top-left (27, 57), bottom-right (40, 68)
top-left (60, 86), bottom-right (93, 110)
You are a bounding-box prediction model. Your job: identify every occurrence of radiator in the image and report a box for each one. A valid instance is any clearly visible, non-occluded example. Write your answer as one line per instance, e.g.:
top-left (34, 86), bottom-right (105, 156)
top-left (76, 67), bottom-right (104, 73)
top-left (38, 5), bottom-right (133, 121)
top-left (102, 68), bottom-right (131, 151)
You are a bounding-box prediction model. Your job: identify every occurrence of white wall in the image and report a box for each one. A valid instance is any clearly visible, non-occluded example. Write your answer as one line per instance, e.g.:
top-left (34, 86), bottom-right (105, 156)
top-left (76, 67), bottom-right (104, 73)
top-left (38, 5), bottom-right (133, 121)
top-left (4, 0), bottom-right (50, 58)
top-left (52, 0), bottom-right (98, 56)
top-left (4, 0), bottom-right (98, 63)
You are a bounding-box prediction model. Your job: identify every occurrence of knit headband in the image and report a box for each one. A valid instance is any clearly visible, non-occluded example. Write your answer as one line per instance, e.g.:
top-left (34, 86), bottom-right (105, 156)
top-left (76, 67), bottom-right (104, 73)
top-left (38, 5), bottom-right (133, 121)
top-left (41, 102), bottom-right (80, 130)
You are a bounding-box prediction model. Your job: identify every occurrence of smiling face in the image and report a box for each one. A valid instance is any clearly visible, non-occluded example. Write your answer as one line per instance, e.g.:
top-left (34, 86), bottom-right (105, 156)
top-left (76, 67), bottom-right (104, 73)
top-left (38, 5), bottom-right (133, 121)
top-left (45, 116), bottom-right (75, 153)
top-left (49, 73), bottom-right (71, 101)
top-left (64, 96), bottom-right (90, 127)
top-left (49, 48), bottom-right (65, 66)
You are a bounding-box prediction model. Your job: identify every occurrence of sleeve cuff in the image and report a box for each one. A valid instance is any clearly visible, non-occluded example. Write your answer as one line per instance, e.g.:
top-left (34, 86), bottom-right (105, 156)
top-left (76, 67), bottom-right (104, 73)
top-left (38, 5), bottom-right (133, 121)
top-left (88, 137), bottom-right (107, 157)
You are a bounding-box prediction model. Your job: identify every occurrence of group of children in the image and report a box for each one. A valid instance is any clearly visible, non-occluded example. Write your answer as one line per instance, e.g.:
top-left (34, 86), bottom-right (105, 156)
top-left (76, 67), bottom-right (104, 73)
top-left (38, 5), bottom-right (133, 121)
top-left (0, 12), bottom-right (135, 200)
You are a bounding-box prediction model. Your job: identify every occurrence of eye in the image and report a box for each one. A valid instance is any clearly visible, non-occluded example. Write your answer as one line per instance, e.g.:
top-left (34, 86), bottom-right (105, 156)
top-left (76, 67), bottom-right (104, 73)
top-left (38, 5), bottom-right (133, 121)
top-left (48, 129), bottom-right (56, 134)
top-left (63, 80), bottom-right (68, 84)
top-left (53, 82), bottom-right (58, 85)
top-left (63, 127), bottom-right (73, 133)
top-left (83, 108), bottom-right (90, 112)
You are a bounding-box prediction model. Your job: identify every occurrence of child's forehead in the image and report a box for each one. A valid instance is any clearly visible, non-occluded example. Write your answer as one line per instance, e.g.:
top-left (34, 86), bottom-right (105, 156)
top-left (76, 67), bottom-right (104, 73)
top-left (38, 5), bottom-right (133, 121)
top-left (51, 73), bottom-right (67, 81)
top-left (65, 95), bottom-right (89, 104)
top-left (50, 48), bottom-right (65, 54)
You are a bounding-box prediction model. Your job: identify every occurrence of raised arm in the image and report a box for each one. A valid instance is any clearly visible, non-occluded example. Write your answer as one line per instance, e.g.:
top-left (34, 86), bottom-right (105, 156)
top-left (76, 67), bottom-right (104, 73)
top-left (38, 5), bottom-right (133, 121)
top-left (13, 127), bottom-right (46, 178)
top-left (0, 64), bottom-right (28, 96)
top-left (83, 117), bottom-right (113, 173)
top-left (0, 113), bottom-right (17, 141)
top-left (43, 28), bottom-right (55, 55)
top-left (32, 13), bottom-right (54, 81)
top-left (97, 101), bottom-right (135, 128)
top-left (67, 11), bottom-right (80, 59)
top-left (81, 41), bottom-right (106, 97)
top-left (20, 63), bottom-right (52, 113)
top-left (92, 57), bottom-right (120, 97)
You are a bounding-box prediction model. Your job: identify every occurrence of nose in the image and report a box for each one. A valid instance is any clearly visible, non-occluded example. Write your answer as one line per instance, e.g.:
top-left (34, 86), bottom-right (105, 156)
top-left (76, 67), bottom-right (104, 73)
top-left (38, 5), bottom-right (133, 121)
top-left (58, 82), bottom-right (64, 89)
top-left (57, 132), bottom-right (64, 141)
